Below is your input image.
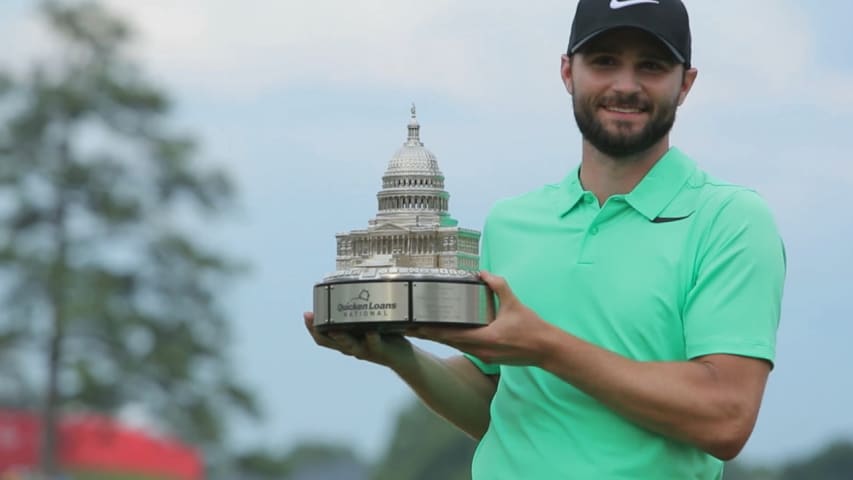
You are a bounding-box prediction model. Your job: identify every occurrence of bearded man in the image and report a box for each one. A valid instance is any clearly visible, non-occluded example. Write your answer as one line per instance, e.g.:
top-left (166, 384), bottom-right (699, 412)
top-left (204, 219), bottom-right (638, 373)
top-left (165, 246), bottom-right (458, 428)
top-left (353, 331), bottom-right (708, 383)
top-left (306, 1), bottom-right (785, 478)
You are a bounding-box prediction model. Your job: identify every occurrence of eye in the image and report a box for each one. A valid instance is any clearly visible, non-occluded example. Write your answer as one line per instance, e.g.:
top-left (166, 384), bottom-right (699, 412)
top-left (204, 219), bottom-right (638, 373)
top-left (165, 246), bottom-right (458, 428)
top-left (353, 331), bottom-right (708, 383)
top-left (639, 61), bottom-right (668, 72)
top-left (590, 55), bottom-right (618, 67)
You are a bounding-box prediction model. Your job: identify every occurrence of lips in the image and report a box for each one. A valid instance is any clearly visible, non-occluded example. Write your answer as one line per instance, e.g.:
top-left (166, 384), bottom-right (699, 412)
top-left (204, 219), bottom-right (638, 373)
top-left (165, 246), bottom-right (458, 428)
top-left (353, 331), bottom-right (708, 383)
top-left (603, 106), bottom-right (644, 114)
top-left (600, 101), bottom-right (650, 113)
top-left (598, 94), bottom-right (651, 115)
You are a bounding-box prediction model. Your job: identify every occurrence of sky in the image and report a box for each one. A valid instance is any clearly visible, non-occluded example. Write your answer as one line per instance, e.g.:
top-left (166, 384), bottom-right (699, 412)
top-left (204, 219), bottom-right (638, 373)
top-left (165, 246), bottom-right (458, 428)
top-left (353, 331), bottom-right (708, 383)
top-left (1, 0), bottom-right (852, 467)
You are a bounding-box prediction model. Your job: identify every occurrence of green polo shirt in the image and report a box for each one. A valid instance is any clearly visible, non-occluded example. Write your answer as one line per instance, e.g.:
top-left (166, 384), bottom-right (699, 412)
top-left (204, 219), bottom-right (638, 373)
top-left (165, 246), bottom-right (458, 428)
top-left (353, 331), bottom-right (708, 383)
top-left (466, 147), bottom-right (785, 480)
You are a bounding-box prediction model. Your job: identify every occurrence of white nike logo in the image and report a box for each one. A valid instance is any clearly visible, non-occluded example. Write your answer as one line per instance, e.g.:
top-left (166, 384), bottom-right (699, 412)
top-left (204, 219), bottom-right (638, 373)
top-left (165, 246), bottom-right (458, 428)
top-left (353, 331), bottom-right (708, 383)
top-left (610, 0), bottom-right (660, 9)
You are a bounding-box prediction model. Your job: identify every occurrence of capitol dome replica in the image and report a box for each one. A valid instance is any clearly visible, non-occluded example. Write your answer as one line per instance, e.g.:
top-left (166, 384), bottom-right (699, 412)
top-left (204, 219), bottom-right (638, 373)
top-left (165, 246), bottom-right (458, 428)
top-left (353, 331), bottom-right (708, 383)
top-left (333, 105), bottom-right (481, 272)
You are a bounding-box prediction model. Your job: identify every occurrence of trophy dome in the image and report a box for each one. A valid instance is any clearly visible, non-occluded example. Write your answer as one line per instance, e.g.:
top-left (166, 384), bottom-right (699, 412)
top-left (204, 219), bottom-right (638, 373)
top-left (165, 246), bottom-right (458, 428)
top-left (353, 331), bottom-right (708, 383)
top-left (329, 104), bottom-right (479, 278)
top-left (386, 144), bottom-right (441, 176)
top-left (383, 104), bottom-right (444, 177)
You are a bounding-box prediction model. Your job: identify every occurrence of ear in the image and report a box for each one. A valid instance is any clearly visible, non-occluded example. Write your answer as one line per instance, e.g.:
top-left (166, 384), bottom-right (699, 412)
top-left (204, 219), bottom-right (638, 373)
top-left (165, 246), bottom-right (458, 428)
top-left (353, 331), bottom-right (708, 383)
top-left (677, 67), bottom-right (698, 106)
top-left (560, 54), bottom-right (574, 95)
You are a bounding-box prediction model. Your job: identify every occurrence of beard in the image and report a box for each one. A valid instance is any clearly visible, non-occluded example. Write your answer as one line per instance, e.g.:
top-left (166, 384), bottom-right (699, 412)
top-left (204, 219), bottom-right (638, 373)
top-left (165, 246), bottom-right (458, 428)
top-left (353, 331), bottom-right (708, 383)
top-left (573, 87), bottom-right (679, 158)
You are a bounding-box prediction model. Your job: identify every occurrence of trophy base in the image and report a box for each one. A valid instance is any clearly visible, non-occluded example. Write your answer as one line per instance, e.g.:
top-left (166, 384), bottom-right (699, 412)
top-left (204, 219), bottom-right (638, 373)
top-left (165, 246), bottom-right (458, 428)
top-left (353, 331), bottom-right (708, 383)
top-left (313, 268), bottom-right (494, 332)
top-left (313, 320), bottom-right (483, 334)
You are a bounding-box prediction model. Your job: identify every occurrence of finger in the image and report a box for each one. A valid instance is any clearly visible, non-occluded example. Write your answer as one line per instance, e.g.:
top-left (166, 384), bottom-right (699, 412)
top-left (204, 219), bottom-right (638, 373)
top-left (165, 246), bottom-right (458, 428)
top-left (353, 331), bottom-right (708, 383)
top-left (364, 331), bottom-right (384, 352)
top-left (407, 326), bottom-right (442, 343)
top-left (485, 287), bottom-right (497, 323)
top-left (405, 326), bottom-right (435, 340)
top-left (329, 332), bottom-right (367, 359)
top-left (328, 332), bottom-right (354, 346)
top-left (303, 312), bottom-right (328, 343)
top-left (310, 328), bottom-right (347, 351)
top-left (303, 314), bottom-right (351, 352)
top-left (479, 271), bottom-right (516, 305)
top-left (407, 326), bottom-right (482, 346)
top-left (420, 335), bottom-right (484, 356)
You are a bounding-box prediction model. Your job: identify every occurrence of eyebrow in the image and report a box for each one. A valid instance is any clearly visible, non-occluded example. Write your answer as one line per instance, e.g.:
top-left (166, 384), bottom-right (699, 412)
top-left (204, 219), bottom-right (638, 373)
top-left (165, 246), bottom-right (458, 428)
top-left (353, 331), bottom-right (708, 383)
top-left (581, 44), bottom-right (676, 64)
top-left (639, 51), bottom-right (677, 64)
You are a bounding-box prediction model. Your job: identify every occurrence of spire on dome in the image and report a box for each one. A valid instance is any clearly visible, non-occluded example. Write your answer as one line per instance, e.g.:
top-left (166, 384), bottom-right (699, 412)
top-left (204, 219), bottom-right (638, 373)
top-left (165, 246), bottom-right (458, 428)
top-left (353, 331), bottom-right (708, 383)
top-left (406, 103), bottom-right (422, 146)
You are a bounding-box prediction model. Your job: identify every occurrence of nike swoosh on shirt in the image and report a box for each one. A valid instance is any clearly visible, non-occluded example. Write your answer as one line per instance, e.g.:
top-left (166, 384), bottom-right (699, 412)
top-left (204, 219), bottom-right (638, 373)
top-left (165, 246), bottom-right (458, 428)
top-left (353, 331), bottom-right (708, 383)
top-left (651, 213), bottom-right (693, 224)
top-left (610, 0), bottom-right (661, 9)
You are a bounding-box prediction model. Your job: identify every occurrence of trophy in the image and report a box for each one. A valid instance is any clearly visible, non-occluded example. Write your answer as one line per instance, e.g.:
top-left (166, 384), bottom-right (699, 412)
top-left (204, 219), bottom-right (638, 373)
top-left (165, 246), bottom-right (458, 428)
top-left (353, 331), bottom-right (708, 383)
top-left (312, 106), bottom-right (494, 332)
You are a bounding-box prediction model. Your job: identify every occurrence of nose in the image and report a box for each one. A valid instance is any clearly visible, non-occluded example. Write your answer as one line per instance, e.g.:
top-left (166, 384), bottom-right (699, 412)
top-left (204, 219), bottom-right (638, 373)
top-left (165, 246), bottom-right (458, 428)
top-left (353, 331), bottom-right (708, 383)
top-left (610, 68), bottom-right (641, 94)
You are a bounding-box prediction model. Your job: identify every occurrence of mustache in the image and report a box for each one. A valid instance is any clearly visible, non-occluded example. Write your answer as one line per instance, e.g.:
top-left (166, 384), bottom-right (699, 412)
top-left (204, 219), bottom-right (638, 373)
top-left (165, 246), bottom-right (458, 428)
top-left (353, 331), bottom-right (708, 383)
top-left (599, 94), bottom-right (651, 110)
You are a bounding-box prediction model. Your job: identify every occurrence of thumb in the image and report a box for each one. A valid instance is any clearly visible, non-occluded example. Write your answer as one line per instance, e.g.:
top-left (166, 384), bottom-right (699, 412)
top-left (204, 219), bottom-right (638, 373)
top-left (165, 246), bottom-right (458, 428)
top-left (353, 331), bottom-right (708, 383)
top-left (479, 271), bottom-right (516, 306)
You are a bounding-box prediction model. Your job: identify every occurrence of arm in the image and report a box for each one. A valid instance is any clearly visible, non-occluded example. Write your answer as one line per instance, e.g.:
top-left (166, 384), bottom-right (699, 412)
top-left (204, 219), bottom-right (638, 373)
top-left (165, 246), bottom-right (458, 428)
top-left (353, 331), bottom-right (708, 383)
top-left (537, 327), bottom-right (769, 460)
top-left (391, 351), bottom-right (497, 439)
top-left (408, 272), bottom-right (769, 460)
top-left (304, 313), bottom-right (497, 439)
top-left (411, 191), bottom-right (784, 460)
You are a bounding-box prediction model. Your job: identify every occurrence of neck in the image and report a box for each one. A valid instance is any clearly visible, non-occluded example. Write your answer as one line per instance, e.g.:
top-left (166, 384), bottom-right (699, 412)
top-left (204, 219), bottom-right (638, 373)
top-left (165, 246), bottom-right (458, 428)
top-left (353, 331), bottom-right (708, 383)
top-left (579, 138), bottom-right (670, 205)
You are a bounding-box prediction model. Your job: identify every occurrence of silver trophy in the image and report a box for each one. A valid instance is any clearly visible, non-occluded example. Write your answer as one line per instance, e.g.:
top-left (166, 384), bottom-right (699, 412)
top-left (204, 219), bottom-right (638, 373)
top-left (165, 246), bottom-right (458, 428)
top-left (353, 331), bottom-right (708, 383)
top-left (313, 106), bottom-right (494, 332)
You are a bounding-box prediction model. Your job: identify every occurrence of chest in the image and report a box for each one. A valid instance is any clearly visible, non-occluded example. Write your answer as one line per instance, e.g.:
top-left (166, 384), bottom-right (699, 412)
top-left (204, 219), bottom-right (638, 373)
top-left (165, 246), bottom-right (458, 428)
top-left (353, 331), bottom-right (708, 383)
top-left (489, 207), bottom-right (697, 360)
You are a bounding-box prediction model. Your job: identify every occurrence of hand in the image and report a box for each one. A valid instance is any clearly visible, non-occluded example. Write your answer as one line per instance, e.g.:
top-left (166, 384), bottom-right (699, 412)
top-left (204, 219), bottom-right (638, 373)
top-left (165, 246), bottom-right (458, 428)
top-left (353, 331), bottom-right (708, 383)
top-left (406, 271), bottom-right (560, 366)
top-left (304, 312), bottom-right (415, 368)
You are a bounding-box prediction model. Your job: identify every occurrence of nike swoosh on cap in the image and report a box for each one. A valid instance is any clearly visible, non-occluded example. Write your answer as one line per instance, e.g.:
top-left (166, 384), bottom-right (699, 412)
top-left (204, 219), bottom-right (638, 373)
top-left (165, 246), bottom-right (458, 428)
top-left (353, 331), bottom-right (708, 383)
top-left (610, 0), bottom-right (661, 9)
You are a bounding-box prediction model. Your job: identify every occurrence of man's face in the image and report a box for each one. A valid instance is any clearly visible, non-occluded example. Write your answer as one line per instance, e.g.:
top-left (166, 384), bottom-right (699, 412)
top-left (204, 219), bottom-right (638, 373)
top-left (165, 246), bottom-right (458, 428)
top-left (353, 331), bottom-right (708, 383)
top-left (565, 28), bottom-right (695, 158)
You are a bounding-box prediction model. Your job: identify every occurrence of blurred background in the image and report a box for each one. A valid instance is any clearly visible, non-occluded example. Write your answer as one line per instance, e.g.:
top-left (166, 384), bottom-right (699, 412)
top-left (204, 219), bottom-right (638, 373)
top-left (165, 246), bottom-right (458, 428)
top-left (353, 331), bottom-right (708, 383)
top-left (0, 0), bottom-right (851, 479)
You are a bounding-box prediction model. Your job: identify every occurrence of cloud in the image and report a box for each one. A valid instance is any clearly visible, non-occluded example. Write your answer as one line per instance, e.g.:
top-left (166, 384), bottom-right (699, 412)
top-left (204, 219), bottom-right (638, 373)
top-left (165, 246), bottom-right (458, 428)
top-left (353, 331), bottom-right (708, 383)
top-left (687, 1), bottom-right (825, 107)
top-left (111, 1), bottom-right (853, 109)
top-left (0, 0), bottom-right (576, 103)
top-left (3, 1), bottom-right (850, 111)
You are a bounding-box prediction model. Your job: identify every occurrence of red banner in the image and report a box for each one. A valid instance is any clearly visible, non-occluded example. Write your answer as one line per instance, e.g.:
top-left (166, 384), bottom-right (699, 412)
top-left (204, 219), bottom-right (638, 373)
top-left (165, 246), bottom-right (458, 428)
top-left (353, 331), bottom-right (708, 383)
top-left (0, 410), bottom-right (202, 480)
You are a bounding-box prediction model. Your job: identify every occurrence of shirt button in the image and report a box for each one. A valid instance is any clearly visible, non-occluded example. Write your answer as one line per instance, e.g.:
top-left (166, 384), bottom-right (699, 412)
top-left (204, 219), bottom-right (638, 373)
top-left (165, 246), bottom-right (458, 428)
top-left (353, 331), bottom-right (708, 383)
top-left (585, 195), bottom-right (595, 204)
top-left (590, 226), bottom-right (599, 235)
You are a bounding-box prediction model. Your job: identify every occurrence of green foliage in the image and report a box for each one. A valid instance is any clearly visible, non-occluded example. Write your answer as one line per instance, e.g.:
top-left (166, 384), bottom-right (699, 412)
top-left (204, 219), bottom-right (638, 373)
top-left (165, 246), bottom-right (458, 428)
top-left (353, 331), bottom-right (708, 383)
top-left (778, 440), bottom-right (853, 480)
top-left (275, 396), bottom-right (853, 480)
top-left (371, 401), bottom-right (476, 480)
top-left (724, 461), bottom-right (779, 480)
top-left (0, 0), bottom-right (258, 472)
top-left (721, 440), bottom-right (853, 480)
top-left (285, 443), bottom-right (363, 472)
top-left (234, 449), bottom-right (293, 478)
top-left (233, 442), bottom-right (367, 479)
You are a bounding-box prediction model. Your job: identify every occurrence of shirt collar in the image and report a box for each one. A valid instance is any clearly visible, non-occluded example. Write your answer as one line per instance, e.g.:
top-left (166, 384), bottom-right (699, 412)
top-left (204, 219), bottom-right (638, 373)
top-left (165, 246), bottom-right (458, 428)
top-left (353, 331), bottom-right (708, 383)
top-left (555, 165), bottom-right (585, 218)
top-left (555, 147), bottom-right (696, 220)
top-left (625, 147), bottom-right (696, 221)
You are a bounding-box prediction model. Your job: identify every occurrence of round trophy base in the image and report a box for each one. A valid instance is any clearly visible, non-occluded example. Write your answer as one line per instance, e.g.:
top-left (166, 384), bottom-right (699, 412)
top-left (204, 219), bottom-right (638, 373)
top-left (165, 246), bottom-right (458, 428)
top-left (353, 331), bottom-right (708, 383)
top-left (313, 267), bottom-right (494, 332)
top-left (313, 320), bottom-right (485, 334)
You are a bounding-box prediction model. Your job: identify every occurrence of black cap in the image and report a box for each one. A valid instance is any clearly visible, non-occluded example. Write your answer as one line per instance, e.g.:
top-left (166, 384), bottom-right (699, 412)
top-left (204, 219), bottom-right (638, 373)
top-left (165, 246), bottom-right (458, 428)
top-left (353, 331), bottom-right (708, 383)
top-left (568, 0), bottom-right (692, 67)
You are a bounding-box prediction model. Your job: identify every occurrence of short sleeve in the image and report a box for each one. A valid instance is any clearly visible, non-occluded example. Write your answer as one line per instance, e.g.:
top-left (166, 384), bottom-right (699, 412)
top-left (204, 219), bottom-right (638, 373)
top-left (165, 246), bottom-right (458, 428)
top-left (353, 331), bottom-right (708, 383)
top-left (683, 190), bottom-right (786, 366)
top-left (464, 214), bottom-right (501, 376)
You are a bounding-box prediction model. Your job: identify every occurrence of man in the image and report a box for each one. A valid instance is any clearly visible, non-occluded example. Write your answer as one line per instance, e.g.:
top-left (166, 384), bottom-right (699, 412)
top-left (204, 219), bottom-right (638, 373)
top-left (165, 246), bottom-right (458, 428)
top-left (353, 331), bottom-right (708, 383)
top-left (305, 0), bottom-right (786, 478)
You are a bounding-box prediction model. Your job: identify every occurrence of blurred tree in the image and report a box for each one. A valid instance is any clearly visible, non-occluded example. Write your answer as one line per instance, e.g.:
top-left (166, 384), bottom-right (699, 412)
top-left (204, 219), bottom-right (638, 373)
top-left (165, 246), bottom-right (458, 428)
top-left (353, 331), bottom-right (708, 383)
top-left (284, 443), bottom-right (366, 479)
top-left (722, 439), bottom-right (853, 480)
top-left (779, 440), bottom-right (853, 480)
top-left (0, 1), bottom-right (258, 475)
top-left (371, 399), bottom-right (476, 480)
top-left (233, 448), bottom-right (293, 479)
top-left (723, 461), bottom-right (754, 480)
top-left (233, 442), bottom-right (368, 480)
top-left (724, 461), bottom-right (779, 480)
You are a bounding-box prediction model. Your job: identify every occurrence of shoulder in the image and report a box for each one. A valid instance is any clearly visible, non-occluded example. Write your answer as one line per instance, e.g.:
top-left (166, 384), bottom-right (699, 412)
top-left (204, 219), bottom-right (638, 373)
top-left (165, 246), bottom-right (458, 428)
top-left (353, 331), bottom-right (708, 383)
top-left (688, 172), bottom-right (780, 234)
top-left (683, 172), bottom-right (785, 269)
top-left (485, 182), bottom-right (564, 228)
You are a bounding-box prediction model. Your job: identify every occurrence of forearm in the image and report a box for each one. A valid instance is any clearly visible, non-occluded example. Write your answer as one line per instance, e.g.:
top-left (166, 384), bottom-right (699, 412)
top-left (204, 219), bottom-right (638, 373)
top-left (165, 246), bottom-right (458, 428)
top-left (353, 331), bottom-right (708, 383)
top-left (538, 326), bottom-right (766, 460)
top-left (390, 349), bottom-right (496, 440)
